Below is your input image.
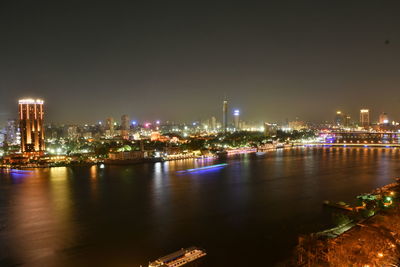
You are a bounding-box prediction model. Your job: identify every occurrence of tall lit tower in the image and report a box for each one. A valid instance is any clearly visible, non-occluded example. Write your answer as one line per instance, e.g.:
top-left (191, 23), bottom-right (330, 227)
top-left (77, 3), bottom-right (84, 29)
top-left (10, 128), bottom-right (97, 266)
top-left (222, 99), bottom-right (228, 133)
top-left (360, 109), bottom-right (370, 128)
top-left (18, 98), bottom-right (45, 155)
top-left (121, 114), bottom-right (130, 139)
top-left (233, 109), bottom-right (240, 130)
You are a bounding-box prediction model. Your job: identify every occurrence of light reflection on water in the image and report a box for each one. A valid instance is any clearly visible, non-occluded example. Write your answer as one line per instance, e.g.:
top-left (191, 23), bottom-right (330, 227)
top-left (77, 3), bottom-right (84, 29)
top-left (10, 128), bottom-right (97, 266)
top-left (1, 147), bottom-right (400, 266)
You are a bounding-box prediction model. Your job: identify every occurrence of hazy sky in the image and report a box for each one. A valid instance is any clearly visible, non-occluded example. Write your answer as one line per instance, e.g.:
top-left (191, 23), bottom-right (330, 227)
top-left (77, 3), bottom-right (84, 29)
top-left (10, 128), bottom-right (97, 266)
top-left (1, 1), bottom-right (400, 125)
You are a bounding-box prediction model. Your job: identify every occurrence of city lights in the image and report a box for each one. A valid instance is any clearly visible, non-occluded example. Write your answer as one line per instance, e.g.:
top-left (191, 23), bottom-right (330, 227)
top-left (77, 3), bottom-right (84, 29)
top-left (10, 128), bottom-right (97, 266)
top-left (2, 4), bottom-right (400, 267)
top-left (18, 99), bottom-right (44, 104)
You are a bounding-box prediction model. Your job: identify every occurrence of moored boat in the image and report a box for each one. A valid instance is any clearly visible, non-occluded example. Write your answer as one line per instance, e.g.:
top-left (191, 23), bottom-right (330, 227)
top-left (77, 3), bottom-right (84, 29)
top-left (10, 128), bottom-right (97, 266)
top-left (149, 247), bottom-right (206, 267)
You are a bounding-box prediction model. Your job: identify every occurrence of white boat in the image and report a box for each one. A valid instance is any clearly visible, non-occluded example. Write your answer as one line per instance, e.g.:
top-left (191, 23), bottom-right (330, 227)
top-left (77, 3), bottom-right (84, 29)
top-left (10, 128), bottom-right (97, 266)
top-left (149, 247), bottom-right (206, 267)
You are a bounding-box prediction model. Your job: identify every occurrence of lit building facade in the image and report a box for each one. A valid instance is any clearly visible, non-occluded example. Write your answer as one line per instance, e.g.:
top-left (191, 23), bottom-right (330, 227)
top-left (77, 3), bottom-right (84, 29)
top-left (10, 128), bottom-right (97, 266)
top-left (222, 99), bottom-right (228, 133)
top-left (334, 111), bottom-right (351, 128)
top-left (322, 132), bottom-right (400, 144)
top-left (379, 112), bottom-right (389, 124)
top-left (360, 109), bottom-right (370, 128)
top-left (334, 111), bottom-right (344, 126)
top-left (344, 115), bottom-right (351, 127)
top-left (5, 119), bottom-right (19, 145)
top-left (289, 120), bottom-right (306, 131)
top-left (106, 117), bottom-right (115, 137)
top-left (19, 99), bottom-right (45, 155)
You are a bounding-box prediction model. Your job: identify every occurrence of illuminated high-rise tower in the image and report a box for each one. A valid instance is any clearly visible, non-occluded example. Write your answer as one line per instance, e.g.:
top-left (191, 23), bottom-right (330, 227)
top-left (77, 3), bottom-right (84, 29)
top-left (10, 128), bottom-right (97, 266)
top-left (222, 99), bottom-right (228, 133)
top-left (360, 109), bottom-right (370, 128)
top-left (18, 99), bottom-right (45, 155)
top-left (106, 117), bottom-right (115, 137)
top-left (233, 109), bottom-right (240, 130)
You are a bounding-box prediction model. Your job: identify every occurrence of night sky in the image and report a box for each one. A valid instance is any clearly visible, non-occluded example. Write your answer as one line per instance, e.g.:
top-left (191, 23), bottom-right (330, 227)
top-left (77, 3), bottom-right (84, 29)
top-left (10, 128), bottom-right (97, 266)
top-left (1, 1), bottom-right (400, 125)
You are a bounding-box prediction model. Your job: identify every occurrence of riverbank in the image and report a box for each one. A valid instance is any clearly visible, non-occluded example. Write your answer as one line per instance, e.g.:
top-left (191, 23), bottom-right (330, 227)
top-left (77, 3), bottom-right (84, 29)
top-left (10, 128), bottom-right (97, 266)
top-left (292, 179), bottom-right (400, 266)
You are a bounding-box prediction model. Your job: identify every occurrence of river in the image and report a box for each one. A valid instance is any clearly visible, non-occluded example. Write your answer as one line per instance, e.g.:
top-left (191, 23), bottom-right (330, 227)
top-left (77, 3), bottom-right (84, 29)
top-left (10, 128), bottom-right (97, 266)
top-left (1, 147), bottom-right (399, 266)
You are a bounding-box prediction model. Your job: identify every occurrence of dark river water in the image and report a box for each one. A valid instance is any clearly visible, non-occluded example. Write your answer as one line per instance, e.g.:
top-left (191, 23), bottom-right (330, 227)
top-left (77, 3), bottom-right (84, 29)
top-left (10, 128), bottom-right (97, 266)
top-left (1, 147), bottom-right (400, 267)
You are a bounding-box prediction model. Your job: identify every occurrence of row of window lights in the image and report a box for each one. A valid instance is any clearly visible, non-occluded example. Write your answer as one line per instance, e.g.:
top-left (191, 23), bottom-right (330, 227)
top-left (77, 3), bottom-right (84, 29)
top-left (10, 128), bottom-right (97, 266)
top-left (331, 140), bottom-right (396, 144)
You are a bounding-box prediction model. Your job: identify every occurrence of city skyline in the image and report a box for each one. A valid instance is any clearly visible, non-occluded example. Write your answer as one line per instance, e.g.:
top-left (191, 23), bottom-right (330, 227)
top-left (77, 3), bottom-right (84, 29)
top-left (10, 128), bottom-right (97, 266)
top-left (1, 1), bottom-right (400, 124)
top-left (3, 2), bottom-right (400, 266)
top-left (0, 97), bottom-right (398, 128)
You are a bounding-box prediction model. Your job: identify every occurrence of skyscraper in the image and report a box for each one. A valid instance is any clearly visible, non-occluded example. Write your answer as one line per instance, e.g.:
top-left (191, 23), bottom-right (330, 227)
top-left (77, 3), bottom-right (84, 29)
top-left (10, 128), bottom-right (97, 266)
top-left (344, 115), bottom-right (351, 127)
top-left (379, 112), bottom-right (389, 124)
top-left (121, 114), bottom-right (130, 139)
top-left (360, 109), bottom-right (370, 128)
top-left (106, 117), bottom-right (115, 137)
top-left (334, 111), bottom-right (344, 126)
top-left (18, 99), bottom-right (45, 155)
top-left (222, 99), bottom-right (228, 133)
top-left (233, 109), bottom-right (240, 130)
top-left (211, 116), bottom-right (216, 131)
top-left (5, 119), bottom-right (19, 145)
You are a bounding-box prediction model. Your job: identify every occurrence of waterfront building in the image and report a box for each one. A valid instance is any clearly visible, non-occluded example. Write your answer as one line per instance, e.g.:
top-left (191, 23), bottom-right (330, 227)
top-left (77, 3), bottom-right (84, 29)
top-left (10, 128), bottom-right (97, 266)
top-left (360, 109), bottom-right (370, 129)
top-left (233, 109), bottom-right (240, 130)
top-left (107, 150), bottom-right (147, 161)
top-left (222, 99), bottom-right (228, 133)
top-left (322, 131), bottom-right (400, 144)
top-left (18, 98), bottom-right (45, 155)
top-left (379, 112), bottom-right (389, 124)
